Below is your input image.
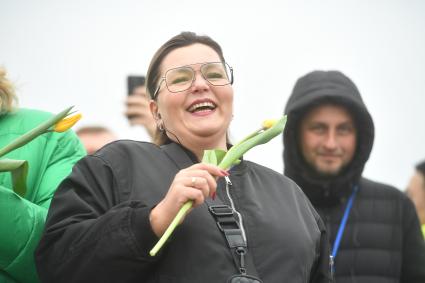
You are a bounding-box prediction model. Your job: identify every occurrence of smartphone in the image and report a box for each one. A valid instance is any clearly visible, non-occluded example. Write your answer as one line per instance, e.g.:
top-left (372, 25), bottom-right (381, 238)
top-left (127, 75), bottom-right (146, 96)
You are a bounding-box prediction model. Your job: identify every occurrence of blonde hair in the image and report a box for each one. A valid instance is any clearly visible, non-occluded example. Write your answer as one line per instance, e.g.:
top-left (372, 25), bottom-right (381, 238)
top-left (0, 67), bottom-right (17, 114)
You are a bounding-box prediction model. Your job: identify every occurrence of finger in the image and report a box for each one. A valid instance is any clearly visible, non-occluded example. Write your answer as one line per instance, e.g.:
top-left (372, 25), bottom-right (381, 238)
top-left (125, 108), bottom-right (148, 118)
top-left (197, 172), bottom-right (217, 198)
top-left (183, 187), bottom-right (205, 207)
top-left (181, 169), bottom-right (216, 191)
top-left (180, 166), bottom-right (228, 198)
top-left (126, 95), bottom-right (149, 103)
top-left (188, 176), bottom-right (210, 199)
top-left (189, 163), bottom-right (229, 178)
top-left (168, 181), bottom-right (205, 207)
top-left (128, 118), bottom-right (149, 126)
top-left (132, 89), bottom-right (148, 98)
top-left (125, 102), bottom-right (149, 111)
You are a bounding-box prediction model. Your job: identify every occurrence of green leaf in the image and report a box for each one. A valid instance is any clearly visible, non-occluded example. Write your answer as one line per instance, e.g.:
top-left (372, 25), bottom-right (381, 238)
top-left (218, 115), bottom-right (287, 170)
top-left (0, 159), bottom-right (29, 197)
top-left (201, 149), bottom-right (227, 166)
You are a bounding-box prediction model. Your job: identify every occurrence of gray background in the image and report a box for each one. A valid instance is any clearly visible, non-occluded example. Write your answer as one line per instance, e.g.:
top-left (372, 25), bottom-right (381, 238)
top-left (1, 0), bottom-right (424, 190)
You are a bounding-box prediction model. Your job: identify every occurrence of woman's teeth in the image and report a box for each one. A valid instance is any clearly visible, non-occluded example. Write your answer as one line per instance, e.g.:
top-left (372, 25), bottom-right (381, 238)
top-left (188, 102), bottom-right (216, 113)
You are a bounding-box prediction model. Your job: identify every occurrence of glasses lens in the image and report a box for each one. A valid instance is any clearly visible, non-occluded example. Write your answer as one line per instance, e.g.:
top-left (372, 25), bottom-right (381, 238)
top-left (201, 62), bottom-right (232, 86)
top-left (165, 67), bottom-right (194, 92)
top-left (164, 62), bottom-right (232, 93)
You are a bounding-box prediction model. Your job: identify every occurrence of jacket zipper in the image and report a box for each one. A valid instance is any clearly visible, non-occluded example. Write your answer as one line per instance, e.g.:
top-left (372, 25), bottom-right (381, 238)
top-left (224, 176), bottom-right (247, 243)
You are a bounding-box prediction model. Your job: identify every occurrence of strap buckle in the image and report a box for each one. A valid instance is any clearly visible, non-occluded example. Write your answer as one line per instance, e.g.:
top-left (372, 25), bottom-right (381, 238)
top-left (209, 205), bottom-right (240, 232)
top-left (208, 205), bottom-right (234, 216)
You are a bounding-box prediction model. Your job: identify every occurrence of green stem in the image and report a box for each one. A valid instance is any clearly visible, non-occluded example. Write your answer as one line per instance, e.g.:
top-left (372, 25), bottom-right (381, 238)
top-left (231, 127), bottom-right (263, 149)
top-left (219, 116), bottom-right (287, 169)
top-left (149, 201), bottom-right (193, 256)
top-left (0, 106), bottom-right (73, 157)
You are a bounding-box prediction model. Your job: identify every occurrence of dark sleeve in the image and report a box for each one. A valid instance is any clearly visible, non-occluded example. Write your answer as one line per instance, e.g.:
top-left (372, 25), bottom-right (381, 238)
top-left (401, 196), bottom-right (425, 282)
top-left (309, 204), bottom-right (333, 283)
top-left (35, 155), bottom-right (162, 283)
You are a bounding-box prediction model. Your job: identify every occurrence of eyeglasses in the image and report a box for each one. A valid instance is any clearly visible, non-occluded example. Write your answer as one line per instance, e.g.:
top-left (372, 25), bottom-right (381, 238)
top-left (153, 62), bottom-right (233, 99)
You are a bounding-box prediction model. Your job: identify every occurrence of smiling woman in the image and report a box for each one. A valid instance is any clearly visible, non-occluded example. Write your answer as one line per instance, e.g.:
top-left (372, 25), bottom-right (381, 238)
top-left (149, 43), bottom-right (234, 159)
top-left (35, 32), bottom-right (331, 283)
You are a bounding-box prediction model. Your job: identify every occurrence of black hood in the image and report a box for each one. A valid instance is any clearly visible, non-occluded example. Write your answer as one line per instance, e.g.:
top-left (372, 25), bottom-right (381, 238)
top-left (283, 70), bottom-right (374, 206)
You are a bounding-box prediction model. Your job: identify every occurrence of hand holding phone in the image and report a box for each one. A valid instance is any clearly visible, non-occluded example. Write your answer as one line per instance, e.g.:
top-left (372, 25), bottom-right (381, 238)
top-left (127, 76), bottom-right (146, 96)
top-left (125, 75), bottom-right (156, 139)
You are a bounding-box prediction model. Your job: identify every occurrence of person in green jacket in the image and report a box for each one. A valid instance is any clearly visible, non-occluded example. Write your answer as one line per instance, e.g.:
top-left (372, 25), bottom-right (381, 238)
top-left (0, 67), bottom-right (86, 283)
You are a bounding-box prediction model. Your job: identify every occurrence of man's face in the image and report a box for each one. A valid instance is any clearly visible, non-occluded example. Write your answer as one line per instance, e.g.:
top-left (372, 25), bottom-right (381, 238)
top-left (299, 104), bottom-right (357, 176)
top-left (78, 132), bottom-right (116, 154)
top-left (406, 171), bottom-right (425, 224)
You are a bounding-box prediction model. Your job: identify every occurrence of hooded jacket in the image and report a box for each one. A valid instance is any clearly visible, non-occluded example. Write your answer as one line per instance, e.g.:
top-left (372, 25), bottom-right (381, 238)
top-left (283, 70), bottom-right (425, 282)
top-left (284, 70), bottom-right (374, 206)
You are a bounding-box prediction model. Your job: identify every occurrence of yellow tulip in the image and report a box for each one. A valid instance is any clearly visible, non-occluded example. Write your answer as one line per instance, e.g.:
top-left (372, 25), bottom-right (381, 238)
top-left (262, 119), bottom-right (278, 129)
top-left (53, 113), bottom-right (82, 132)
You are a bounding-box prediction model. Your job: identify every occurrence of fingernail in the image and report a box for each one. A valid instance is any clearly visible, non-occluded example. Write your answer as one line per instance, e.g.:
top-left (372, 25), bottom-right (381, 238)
top-left (220, 170), bottom-right (229, 176)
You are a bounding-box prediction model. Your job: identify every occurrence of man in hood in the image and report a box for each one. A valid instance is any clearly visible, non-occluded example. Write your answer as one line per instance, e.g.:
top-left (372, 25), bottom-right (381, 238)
top-left (283, 70), bottom-right (425, 282)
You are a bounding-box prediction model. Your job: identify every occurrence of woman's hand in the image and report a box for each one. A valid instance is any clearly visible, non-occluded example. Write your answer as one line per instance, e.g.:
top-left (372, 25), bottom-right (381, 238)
top-left (149, 163), bottom-right (228, 237)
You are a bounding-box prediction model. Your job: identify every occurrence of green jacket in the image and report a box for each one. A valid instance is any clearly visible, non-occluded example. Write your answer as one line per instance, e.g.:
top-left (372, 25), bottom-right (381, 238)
top-left (0, 108), bottom-right (86, 283)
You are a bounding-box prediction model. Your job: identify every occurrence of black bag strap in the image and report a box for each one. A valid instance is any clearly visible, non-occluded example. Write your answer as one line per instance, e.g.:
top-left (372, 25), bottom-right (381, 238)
top-left (205, 197), bottom-right (260, 279)
top-left (160, 142), bottom-right (195, 169)
top-left (207, 204), bottom-right (246, 249)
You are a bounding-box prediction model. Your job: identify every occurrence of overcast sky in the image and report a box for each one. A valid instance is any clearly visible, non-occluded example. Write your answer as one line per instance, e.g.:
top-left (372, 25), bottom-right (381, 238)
top-left (1, 0), bottom-right (424, 190)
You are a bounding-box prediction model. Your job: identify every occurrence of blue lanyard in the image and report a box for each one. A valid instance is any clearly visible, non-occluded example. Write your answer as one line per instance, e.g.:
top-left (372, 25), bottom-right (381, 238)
top-left (330, 185), bottom-right (358, 273)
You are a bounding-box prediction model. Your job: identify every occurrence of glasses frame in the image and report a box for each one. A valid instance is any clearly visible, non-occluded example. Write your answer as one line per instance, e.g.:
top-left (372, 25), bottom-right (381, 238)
top-left (152, 62), bottom-right (233, 99)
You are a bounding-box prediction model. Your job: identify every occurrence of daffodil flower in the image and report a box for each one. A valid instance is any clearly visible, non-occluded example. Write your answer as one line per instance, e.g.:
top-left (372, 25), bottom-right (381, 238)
top-left (0, 106), bottom-right (81, 196)
top-left (149, 115), bottom-right (287, 256)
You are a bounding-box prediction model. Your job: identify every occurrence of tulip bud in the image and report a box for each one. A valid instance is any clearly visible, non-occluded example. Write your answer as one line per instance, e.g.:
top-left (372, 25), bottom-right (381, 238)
top-left (53, 113), bottom-right (82, 132)
top-left (262, 119), bottom-right (277, 129)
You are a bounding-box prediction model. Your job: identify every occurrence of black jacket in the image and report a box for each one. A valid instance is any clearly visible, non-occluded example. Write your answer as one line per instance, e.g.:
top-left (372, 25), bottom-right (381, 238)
top-left (36, 141), bottom-right (331, 283)
top-left (283, 70), bottom-right (425, 282)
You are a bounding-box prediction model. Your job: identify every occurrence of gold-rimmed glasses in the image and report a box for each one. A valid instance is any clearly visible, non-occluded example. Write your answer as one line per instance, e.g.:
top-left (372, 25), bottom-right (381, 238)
top-left (153, 62), bottom-right (233, 99)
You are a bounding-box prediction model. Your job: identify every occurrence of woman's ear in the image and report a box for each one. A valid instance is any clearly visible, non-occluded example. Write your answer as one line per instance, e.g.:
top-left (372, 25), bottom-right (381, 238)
top-left (149, 100), bottom-right (160, 121)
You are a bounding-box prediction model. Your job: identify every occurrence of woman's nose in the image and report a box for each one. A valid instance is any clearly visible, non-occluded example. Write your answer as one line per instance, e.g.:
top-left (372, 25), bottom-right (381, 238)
top-left (190, 72), bottom-right (210, 92)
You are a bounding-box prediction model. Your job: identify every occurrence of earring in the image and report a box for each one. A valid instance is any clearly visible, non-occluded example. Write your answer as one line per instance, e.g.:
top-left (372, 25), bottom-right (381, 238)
top-left (158, 122), bottom-right (164, 132)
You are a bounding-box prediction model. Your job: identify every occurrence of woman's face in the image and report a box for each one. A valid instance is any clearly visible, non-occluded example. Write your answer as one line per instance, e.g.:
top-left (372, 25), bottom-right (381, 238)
top-left (151, 43), bottom-right (233, 148)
